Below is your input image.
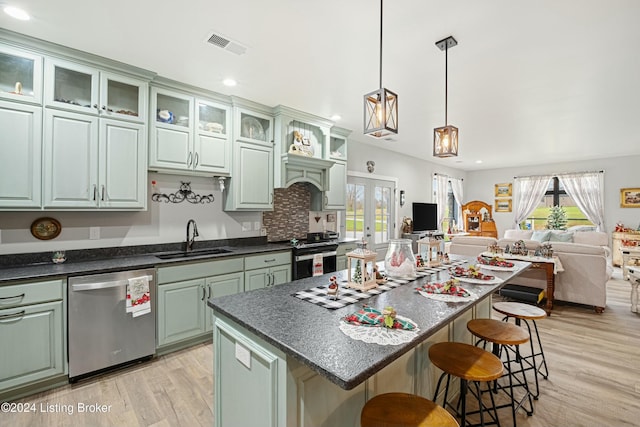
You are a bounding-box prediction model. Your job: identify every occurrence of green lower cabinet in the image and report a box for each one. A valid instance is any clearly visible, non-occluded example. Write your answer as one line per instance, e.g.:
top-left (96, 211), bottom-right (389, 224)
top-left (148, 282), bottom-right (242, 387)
top-left (0, 300), bottom-right (65, 391)
top-left (205, 272), bottom-right (244, 332)
top-left (157, 278), bottom-right (207, 347)
top-left (244, 265), bottom-right (291, 291)
top-left (336, 256), bottom-right (347, 271)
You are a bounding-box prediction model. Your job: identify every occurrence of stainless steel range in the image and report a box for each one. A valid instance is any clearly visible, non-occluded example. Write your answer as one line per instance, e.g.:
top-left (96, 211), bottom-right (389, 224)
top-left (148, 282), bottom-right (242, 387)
top-left (292, 233), bottom-right (338, 280)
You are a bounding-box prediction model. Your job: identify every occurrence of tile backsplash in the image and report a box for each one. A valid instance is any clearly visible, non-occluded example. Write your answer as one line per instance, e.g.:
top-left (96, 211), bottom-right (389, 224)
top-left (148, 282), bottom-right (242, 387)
top-left (262, 183), bottom-right (338, 242)
top-left (263, 183), bottom-right (311, 242)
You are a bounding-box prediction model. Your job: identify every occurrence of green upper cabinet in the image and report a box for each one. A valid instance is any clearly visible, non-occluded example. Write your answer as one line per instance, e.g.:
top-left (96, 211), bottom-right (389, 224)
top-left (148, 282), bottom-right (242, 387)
top-left (224, 99), bottom-right (275, 211)
top-left (149, 83), bottom-right (231, 176)
top-left (42, 110), bottom-right (146, 209)
top-left (0, 101), bottom-right (42, 208)
top-left (0, 44), bottom-right (43, 105)
top-left (44, 58), bottom-right (147, 123)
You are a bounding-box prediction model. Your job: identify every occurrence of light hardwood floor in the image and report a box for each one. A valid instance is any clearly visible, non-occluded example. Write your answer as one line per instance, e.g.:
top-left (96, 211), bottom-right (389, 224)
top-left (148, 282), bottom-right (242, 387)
top-left (4, 268), bottom-right (640, 427)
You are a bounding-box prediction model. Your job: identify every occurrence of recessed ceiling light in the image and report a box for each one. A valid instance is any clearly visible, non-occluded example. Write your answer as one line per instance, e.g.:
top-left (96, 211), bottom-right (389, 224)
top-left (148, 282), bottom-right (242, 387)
top-left (330, 114), bottom-right (341, 121)
top-left (475, 160), bottom-right (483, 164)
top-left (4, 6), bottom-right (30, 21)
top-left (222, 78), bottom-right (237, 87)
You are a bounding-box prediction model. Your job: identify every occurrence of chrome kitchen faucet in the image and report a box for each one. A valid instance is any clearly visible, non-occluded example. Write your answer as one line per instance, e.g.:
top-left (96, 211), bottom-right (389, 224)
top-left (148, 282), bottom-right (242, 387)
top-left (186, 219), bottom-right (199, 251)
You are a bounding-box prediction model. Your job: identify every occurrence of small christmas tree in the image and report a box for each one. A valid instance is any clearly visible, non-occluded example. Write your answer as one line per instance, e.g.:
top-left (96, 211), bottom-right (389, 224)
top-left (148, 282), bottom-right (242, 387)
top-left (353, 261), bottom-right (362, 282)
top-left (546, 206), bottom-right (568, 230)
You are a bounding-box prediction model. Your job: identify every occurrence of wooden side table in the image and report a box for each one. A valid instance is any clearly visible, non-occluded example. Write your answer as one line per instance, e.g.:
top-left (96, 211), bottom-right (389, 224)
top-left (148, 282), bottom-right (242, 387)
top-left (621, 246), bottom-right (640, 280)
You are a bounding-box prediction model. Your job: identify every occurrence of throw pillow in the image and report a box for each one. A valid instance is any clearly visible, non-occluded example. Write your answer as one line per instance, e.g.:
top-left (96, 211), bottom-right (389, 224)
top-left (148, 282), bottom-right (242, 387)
top-left (504, 229), bottom-right (534, 240)
top-left (531, 230), bottom-right (551, 242)
top-left (549, 231), bottom-right (574, 242)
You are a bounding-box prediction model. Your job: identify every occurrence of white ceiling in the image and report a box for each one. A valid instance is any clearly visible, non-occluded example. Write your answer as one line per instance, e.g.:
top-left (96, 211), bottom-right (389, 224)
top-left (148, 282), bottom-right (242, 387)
top-left (3, 0), bottom-right (640, 171)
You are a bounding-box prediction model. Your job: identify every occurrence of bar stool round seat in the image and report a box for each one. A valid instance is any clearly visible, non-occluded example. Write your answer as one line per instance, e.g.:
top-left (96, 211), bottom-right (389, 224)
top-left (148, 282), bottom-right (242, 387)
top-left (492, 301), bottom-right (549, 399)
top-left (429, 342), bottom-right (503, 427)
top-left (360, 392), bottom-right (459, 427)
top-left (467, 318), bottom-right (529, 346)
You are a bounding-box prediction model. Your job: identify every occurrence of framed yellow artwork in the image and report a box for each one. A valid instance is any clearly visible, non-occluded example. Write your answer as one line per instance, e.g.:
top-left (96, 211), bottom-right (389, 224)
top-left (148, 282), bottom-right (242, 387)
top-left (495, 183), bottom-right (512, 198)
top-left (620, 188), bottom-right (640, 208)
top-left (495, 199), bottom-right (512, 213)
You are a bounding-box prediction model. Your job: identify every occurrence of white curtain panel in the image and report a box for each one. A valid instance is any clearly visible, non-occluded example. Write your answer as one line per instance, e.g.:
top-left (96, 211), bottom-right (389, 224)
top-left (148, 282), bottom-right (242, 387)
top-left (513, 175), bottom-right (553, 229)
top-left (449, 178), bottom-right (464, 226)
top-left (435, 174), bottom-right (449, 231)
top-left (558, 172), bottom-right (606, 232)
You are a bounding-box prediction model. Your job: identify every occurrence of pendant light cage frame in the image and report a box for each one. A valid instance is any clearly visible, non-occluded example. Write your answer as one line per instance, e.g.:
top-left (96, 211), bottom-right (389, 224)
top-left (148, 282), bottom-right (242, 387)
top-left (433, 36), bottom-right (458, 158)
top-left (364, 0), bottom-right (398, 138)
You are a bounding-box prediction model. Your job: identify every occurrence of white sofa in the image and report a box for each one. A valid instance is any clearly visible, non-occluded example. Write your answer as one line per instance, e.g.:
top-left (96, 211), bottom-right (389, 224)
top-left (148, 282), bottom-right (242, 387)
top-left (449, 229), bottom-right (613, 312)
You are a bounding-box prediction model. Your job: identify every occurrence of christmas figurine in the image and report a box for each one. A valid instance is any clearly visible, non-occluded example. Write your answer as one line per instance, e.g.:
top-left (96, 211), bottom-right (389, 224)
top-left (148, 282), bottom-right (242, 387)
top-left (327, 275), bottom-right (339, 299)
top-left (373, 265), bottom-right (387, 284)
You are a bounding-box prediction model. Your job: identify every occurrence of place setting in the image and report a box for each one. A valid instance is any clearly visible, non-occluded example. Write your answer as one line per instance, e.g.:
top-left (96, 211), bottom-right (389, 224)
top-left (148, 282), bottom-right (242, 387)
top-left (339, 305), bottom-right (420, 346)
top-left (415, 278), bottom-right (478, 302)
top-left (448, 264), bottom-right (505, 285)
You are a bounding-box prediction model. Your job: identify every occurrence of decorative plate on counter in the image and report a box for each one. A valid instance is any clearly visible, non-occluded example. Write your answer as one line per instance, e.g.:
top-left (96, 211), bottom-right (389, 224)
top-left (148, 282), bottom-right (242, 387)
top-left (31, 217), bottom-right (62, 240)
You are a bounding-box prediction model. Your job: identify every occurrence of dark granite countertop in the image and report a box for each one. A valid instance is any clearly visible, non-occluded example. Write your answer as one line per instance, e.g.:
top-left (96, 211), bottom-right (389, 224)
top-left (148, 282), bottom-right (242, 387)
top-left (207, 256), bottom-right (530, 390)
top-left (0, 238), bottom-right (293, 284)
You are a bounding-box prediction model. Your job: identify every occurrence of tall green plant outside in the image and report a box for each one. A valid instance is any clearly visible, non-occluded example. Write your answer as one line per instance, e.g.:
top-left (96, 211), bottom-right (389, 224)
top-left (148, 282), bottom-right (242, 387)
top-left (546, 206), bottom-right (568, 230)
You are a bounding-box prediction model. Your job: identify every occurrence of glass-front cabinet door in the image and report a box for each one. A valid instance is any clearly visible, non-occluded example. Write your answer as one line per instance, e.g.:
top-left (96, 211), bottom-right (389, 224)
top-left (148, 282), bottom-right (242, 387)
top-left (197, 100), bottom-right (227, 136)
top-left (194, 99), bottom-right (230, 174)
top-left (235, 108), bottom-right (272, 145)
top-left (45, 58), bottom-right (99, 114)
top-left (99, 72), bottom-right (147, 122)
top-left (0, 45), bottom-right (43, 104)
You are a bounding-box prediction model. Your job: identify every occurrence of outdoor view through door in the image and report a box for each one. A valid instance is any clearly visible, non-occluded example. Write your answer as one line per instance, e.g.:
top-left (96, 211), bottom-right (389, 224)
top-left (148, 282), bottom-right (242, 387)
top-left (346, 176), bottom-right (396, 259)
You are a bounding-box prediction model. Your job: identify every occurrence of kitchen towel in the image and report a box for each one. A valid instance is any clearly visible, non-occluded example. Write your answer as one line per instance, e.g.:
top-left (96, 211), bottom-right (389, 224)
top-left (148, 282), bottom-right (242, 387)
top-left (126, 276), bottom-right (151, 317)
top-left (312, 253), bottom-right (323, 276)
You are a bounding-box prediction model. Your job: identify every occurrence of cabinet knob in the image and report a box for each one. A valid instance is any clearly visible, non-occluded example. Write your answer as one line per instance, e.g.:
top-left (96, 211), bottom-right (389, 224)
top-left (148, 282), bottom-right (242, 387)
top-left (92, 104), bottom-right (99, 109)
top-left (101, 105), bottom-right (107, 110)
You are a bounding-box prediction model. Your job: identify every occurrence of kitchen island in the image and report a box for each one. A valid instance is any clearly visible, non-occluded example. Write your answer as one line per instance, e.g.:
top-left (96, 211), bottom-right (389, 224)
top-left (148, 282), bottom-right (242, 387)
top-left (207, 256), bottom-right (530, 427)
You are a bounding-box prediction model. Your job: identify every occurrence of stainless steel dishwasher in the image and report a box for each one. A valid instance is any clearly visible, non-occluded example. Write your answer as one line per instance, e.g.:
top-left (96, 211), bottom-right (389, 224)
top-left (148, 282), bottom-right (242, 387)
top-left (68, 268), bottom-right (156, 381)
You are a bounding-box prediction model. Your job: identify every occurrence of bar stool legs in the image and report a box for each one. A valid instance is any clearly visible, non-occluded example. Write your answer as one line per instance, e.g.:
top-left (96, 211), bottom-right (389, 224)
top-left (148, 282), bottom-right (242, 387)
top-left (467, 318), bottom-right (535, 427)
top-left (429, 342), bottom-right (503, 427)
top-left (493, 302), bottom-right (549, 400)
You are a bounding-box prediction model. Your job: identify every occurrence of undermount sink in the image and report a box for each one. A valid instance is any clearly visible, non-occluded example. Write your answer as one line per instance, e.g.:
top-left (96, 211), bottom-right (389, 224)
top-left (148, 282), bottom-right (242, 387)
top-left (155, 248), bottom-right (232, 260)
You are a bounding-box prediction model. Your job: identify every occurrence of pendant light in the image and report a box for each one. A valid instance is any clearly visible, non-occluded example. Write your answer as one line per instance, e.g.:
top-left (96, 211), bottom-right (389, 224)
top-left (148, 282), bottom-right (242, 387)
top-left (364, 0), bottom-right (398, 138)
top-left (433, 36), bottom-right (458, 157)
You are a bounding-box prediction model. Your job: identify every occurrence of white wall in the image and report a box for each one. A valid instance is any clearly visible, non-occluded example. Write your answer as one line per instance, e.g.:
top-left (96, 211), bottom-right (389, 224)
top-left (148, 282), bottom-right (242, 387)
top-left (464, 155), bottom-right (640, 238)
top-left (347, 140), bottom-right (466, 237)
top-left (0, 172), bottom-right (261, 255)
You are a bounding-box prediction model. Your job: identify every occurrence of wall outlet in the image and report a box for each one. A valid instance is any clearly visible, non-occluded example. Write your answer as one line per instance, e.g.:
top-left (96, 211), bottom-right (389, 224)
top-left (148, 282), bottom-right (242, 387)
top-left (254, 221), bottom-right (261, 230)
top-left (260, 227), bottom-right (267, 236)
top-left (89, 227), bottom-right (100, 240)
top-left (242, 222), bottom-right (251, 232)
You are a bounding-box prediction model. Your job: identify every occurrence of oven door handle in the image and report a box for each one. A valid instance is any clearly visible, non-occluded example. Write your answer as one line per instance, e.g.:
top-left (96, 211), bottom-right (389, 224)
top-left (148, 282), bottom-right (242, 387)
top-left (295, 251), bottom-right (337, 262)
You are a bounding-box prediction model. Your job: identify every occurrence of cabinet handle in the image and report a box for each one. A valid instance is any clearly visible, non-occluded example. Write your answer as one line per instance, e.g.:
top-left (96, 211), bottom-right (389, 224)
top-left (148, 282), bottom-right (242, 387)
top-left (93, 184), bottom-right (97, 201)
top-left (324, 195), bottom-right (328, 206)
top-left (101, 185), bottom-right (105, 201)
top-left (93, 104), bottom-right (99, 109)
top-left (269, 193), bottom-right (273, 204)
top-left (268, 273), bottom-right (273, 287)
top-left (0, 293), bottom-right (25, 301)
top-left (194, 152), bottom-right (199, 168)
top-left (264, 258), bottom-right (276, 263)
top-left (101, 105), bottom-right (107, 110)
top-left (0, 310), bottom-right (26, 320)
top-left (187, 152), bottom-right (193, 167)
top-left (201, 286), bottom-right (206, 301)
top-left (207, 285), bottom-right (212, 299)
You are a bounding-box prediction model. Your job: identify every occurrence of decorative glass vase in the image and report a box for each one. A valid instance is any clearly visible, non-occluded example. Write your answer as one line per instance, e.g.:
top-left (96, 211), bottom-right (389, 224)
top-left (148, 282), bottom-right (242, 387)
top-left (384, 239), bottom-right (417, 279)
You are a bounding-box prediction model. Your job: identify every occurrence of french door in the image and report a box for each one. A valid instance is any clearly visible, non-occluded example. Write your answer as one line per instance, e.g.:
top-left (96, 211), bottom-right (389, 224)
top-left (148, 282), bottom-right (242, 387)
top-left (345, 175), bottom-right (396, 259)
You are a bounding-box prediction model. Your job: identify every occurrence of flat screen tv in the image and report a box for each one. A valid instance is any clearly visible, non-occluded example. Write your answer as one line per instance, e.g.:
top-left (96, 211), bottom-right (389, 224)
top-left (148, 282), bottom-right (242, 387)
top-left (412, 202), bottom-right (438, 232)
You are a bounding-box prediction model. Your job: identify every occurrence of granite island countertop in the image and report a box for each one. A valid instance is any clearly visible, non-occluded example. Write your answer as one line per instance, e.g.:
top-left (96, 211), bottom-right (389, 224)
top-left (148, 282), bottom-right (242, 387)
top-left (207, 256), bottom-right (530, 390)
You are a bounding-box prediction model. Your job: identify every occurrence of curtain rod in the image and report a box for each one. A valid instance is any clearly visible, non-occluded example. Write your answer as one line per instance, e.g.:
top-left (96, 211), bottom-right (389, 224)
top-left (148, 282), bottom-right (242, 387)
top-left (434, 172), bottom-right (464, 181)
top-left (513, 170), bottom-right (604, 179)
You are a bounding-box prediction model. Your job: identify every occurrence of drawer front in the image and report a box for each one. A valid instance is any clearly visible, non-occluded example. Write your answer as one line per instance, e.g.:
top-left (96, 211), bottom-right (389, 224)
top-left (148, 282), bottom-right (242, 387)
top-left (244, 251), bottom-right (291, 271)
top-left (158, 256), bottom-right (244, 284)
top-left (0, 279), bottom-right (64, 308)
top-left (337, 243), bottom-right (358, 256)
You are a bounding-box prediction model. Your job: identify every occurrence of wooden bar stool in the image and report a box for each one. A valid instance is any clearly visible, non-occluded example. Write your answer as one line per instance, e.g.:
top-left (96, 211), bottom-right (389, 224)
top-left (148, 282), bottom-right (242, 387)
top-left (467, 318), bottom-right (534, 427)
top-left (429, 342), bottom-right (503, 427)
top-left (361, 392), bottom-right (459, 427)
top-left (493, 302), bottom-right (549, 399)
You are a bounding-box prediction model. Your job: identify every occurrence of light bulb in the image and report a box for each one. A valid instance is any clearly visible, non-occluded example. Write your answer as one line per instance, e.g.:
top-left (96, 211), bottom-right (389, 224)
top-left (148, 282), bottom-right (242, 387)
top-left (375, 100), bottom-right (383, 126)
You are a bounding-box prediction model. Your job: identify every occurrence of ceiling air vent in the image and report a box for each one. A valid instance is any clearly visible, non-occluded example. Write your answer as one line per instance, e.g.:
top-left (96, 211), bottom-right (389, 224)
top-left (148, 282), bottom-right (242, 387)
top-left (206, 31), bottom-right (247, 55)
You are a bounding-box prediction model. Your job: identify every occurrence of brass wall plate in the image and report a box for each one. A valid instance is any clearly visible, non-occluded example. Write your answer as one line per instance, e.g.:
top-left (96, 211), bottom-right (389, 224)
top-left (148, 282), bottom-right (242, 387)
top-left (30, 217), bottom-right (62, 240)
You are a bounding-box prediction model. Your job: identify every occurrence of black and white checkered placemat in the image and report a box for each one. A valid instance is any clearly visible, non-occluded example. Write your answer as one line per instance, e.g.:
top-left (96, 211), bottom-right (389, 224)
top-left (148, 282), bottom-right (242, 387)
top-left (294, 260), bottom-right (465, 309)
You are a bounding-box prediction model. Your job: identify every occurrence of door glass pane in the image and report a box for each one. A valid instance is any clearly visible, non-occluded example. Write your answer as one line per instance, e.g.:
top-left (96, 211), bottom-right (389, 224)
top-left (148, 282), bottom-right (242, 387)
top-left (240, 112), bottom-right (270, 141)
top-left (107, 79), bottom-right (139, 117)
top-left (375, 185), bottom-right (391, 244)
top-left (0, 52), bottom-right (34, 95)
top-left (346, 183), bottom-right (365, 240)
top-left (54, 66), bottom-right (92, 108)
top-left (199, 103), bottom-right (226, 134)
top-left (156, 94), bottom-right (189, 127)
